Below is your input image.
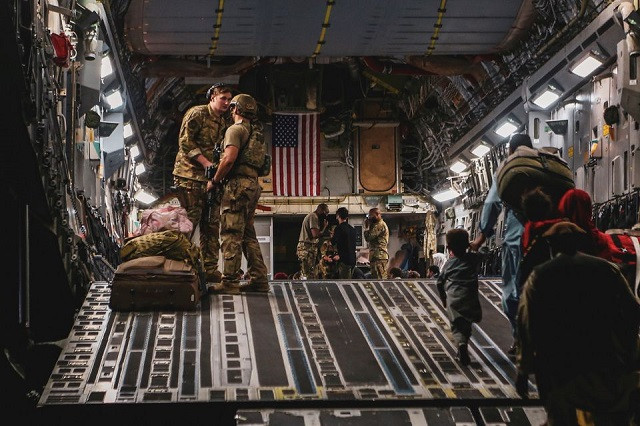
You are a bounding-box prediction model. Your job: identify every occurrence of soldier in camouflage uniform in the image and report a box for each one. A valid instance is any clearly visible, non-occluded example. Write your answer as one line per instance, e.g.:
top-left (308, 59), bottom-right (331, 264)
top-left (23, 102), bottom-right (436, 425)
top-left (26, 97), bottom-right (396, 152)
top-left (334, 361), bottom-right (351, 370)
top-left (317, 226), bottom-right (337, 279)
top-left (297, 204), bottom-right (330, 279)
top-left (211, 94), bottom-right (269, 294)
top-left (172, 83), bottom-right (232, 284)
top-left (364, 207), bottom-right (389, 279)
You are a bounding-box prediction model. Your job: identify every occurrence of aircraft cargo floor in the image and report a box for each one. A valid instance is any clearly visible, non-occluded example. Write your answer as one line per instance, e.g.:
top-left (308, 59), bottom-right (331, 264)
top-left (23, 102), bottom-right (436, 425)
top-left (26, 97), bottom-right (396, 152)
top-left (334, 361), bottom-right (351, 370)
top-left (37, 279), bottom-right (546, 425)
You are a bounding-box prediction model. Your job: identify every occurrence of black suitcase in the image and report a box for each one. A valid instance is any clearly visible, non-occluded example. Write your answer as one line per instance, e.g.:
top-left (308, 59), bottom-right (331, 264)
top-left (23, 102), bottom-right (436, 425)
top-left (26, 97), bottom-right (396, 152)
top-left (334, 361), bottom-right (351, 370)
top-left (109, 256), bottom-right (201, 311)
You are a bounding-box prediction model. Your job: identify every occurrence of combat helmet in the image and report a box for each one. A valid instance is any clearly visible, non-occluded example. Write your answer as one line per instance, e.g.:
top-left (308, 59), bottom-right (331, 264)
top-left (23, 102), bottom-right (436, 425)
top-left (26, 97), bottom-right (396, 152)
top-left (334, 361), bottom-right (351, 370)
top-left (230, 94), bottom-right (258, 119)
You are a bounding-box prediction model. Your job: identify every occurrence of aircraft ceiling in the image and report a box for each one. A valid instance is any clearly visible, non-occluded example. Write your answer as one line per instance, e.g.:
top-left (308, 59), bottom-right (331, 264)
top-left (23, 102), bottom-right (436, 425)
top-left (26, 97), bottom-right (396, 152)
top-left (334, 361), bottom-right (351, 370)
top-left (103, 0), bottom-right (606, 197)
top-left (123, 0), bottom-right (532, 57)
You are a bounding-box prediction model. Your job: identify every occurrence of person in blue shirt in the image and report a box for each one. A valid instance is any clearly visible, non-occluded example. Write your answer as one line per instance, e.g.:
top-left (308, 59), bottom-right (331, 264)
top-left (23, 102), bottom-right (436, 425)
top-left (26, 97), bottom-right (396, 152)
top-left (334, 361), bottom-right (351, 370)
top-left (469, 133), bottom-right (533, 355)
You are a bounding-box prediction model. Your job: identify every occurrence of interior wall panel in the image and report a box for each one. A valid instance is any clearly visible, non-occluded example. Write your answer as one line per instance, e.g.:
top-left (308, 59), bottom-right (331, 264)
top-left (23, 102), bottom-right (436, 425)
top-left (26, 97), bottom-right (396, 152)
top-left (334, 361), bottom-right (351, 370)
top-left (357, 127), bottom-right (397, 193)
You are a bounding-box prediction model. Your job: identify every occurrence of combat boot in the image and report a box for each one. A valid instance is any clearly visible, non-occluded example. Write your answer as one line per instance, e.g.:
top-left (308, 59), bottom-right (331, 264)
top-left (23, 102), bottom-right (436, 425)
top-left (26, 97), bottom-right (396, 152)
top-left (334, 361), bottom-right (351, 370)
top-left (207, 270), bottom-right (222, 283)
top-left (240, 280), bottom-right (270, 293)
top-left (207, 282), bottom-right (240, 295)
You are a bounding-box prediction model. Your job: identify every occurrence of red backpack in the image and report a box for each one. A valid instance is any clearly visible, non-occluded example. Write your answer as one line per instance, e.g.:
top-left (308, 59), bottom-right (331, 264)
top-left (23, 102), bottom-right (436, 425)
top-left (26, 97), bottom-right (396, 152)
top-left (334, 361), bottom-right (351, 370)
top-left (50, 32), bottom-right (74, 68)
top-left (604, 229), bottom-right (640, 297)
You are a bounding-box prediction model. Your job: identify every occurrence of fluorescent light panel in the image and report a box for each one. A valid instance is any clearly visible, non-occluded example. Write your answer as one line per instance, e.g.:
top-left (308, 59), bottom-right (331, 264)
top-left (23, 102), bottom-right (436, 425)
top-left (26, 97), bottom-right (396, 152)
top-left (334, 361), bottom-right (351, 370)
top-left (570, 54), bottom-right (603, 78)
top-left (135, 163), bottom-right (146, 175)
top-left (532, 90), bottom-right (561, 109)
top-left (105, 90), bottom-right (123, 109)
top-left (449, 160), bottom-right (468, 174)
top-left (134, 189), bottom-right (157, 205)
top-left (129, 145), bottom-right (140, 159)
top-left (495, 121), bottom-right (518, 138)
top-left (101, 56), bottom-right (113, 78)
top-left (471, 143), bottom-right (491, 157)
top-left (432, 188), bottom-right (461, 202)
top-left (123, 122), bottom-right (133, 139)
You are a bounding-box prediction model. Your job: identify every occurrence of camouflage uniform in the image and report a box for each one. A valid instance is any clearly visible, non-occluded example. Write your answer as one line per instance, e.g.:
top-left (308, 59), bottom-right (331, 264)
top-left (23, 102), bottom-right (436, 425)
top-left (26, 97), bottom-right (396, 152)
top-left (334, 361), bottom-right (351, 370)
top-left (364, 219), bottom-right (389, 279)
top-left (219, 121), bottom-right (268, 291)
top-left (297, 212), bottom-right (324, 279)
top-left (317, 237), bottom-right (337, 279)
top-left (172, 103), bottom-right (230, 282)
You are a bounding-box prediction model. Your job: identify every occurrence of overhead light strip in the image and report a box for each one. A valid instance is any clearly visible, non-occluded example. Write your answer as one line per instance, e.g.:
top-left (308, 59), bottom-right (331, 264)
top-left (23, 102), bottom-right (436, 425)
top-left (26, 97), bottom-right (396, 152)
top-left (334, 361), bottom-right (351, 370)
top-left (425, 0), bottom-right (448, 56)
top-left (312, 1), bottom-right (335, 58)
top-left (208, 0), bottom-right (225, 57)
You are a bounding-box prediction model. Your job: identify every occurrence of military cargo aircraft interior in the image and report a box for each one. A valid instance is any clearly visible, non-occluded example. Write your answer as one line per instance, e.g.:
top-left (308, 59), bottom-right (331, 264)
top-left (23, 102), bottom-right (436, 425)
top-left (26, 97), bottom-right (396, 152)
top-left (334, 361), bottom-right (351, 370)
top-left (3, 0), bottom-right (640, 424)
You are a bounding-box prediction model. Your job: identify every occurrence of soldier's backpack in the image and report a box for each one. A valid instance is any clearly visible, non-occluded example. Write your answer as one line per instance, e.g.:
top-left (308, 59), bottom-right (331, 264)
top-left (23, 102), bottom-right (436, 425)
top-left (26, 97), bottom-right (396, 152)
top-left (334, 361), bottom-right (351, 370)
top-left (240, 122), bottom-right (271, 176)
top-left (496, 146), bottom-right (574, 214)
top-left (605, 228), bottom-right (640, 297)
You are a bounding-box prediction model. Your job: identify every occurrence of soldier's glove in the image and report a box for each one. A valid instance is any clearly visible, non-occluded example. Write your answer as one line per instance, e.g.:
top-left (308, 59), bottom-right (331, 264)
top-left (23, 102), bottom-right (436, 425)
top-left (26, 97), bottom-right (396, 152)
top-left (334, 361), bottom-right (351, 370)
top-left (515, 372), bottom-right (529, 399)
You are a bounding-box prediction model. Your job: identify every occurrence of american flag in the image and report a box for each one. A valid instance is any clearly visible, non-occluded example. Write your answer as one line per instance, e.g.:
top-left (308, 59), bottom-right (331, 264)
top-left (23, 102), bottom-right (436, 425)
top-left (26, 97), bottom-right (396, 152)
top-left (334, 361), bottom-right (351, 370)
top-left (272, 113), bottom-right (321, 196)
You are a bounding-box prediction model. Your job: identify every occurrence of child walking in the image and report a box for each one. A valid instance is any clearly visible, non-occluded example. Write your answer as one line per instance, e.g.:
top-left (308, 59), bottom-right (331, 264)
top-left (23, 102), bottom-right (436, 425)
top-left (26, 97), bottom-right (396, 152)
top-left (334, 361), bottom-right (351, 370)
top-left (436, 228), bottom-right (483, 366)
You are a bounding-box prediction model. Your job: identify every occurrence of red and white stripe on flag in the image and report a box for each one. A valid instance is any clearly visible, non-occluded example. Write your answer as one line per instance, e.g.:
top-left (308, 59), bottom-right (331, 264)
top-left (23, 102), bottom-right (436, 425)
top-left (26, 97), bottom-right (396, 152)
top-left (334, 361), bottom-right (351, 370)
top-left (272, 112), bottom-right (321, 196)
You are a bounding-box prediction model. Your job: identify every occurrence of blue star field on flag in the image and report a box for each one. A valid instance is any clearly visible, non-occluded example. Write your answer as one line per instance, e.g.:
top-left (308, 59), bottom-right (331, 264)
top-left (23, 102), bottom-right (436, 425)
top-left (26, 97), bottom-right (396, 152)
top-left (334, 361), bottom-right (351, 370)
top-left (273, 114), bottom-right (299, 148)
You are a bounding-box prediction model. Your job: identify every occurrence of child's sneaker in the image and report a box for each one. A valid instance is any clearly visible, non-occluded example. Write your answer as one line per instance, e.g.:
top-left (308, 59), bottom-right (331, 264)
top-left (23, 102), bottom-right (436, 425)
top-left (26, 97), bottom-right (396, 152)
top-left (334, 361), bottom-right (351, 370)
top-left (457, 344), bottom-right (470, 366)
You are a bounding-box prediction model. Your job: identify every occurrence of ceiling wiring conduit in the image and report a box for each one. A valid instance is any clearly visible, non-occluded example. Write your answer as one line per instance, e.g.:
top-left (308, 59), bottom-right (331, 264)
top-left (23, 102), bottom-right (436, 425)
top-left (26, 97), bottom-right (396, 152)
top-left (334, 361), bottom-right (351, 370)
top-left (535, 0), bottom-right (588, 57)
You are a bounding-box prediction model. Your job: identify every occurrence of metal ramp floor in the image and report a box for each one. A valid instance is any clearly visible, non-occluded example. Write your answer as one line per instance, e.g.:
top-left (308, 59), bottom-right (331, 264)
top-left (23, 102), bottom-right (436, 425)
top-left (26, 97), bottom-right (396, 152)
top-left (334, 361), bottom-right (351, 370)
top-left (38, 279), bottom-right (546, 424)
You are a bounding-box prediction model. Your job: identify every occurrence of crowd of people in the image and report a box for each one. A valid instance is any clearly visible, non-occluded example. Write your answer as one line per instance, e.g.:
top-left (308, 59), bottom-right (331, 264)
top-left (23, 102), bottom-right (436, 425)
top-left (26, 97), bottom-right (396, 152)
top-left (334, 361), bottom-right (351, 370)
top-left (172, 83), bottom-right (639, 424)
top-left (435, 133), bottom-right (640, 425)
top-left (297, 204), bottom-right (391, 280)
top-left (513, 185), bottom-right (639, 424)
top-left (171, 83), bottom-right (404, 290)
top-left (297, 204), bottom-right (425, 280)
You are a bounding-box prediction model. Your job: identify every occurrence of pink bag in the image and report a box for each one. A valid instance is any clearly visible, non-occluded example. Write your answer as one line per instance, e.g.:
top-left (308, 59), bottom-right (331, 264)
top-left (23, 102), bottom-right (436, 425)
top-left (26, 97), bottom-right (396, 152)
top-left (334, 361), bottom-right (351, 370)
top-left (136, 206), bottom-right (193, 236)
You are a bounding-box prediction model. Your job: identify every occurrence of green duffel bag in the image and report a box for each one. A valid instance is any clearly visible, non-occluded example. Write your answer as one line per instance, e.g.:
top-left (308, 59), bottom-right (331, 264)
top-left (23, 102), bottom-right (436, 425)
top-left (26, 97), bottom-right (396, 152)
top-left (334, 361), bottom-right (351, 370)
top-left (120, 230), bottom-right (205, 290)
top-left (496, 146), bottom-right (575, 214)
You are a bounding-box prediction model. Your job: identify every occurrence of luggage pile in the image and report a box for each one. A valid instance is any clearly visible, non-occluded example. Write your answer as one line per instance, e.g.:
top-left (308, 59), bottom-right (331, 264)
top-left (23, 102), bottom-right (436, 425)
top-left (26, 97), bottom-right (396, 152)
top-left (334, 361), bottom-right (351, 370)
top-left (109, 204), bottom-right (205, 312)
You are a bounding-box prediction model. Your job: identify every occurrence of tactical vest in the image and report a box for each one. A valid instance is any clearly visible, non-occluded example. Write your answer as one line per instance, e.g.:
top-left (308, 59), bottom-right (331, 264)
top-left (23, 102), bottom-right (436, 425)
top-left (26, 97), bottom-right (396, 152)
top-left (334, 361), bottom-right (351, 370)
top-left (237, 121), bottom-right (268, 175)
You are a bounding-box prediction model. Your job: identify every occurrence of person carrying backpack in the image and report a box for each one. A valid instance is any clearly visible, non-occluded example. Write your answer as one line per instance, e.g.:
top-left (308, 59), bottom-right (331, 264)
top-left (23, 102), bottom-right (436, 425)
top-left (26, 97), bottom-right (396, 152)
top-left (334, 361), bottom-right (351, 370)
top-left (470, 133), bottom-right (533, 355)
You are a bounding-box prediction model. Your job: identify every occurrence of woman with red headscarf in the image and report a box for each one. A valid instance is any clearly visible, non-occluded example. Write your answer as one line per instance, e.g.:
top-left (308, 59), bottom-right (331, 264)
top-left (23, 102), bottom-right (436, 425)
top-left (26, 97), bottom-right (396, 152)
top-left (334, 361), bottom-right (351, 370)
top-left (557, 188), bottom-right (613, 261)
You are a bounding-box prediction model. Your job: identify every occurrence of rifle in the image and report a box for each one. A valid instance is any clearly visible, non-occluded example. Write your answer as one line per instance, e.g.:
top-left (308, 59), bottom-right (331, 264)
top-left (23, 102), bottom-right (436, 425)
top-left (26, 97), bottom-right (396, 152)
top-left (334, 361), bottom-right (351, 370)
top-left (202, 145), bottom-right (222, 225)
